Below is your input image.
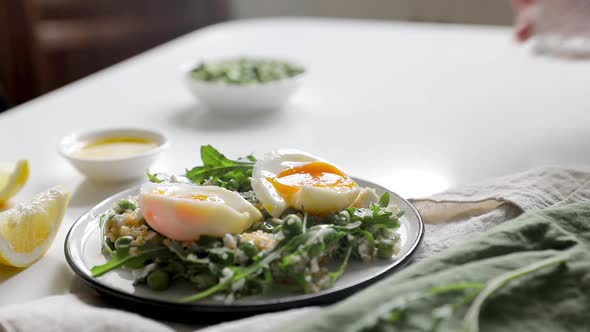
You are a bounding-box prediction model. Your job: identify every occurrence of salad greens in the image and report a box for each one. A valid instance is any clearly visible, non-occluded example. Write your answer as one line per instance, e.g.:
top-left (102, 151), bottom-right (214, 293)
top-left (190, 57), bottom-right (304, 85)
top-left (185, 145), bottom-right (255, 192)
top-left (91, 145), bottom-right (403, 303)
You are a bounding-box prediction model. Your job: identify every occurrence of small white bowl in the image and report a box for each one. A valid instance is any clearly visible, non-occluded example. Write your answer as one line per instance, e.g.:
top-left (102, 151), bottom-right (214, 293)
top-left (184, 58), bottom-right (305, 114)
top-left (58, 128), bottom-right (169, 182)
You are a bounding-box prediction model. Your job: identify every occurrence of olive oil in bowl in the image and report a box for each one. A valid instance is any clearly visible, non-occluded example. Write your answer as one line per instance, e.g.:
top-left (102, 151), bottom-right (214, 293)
top-left (59, 129), bottom-right (168, 182)
top-left (72, 137), bottom-right (159, 160)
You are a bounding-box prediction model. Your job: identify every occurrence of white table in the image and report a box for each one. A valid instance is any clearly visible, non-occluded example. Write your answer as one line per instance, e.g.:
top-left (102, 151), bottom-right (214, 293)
top-left (1, 18), bottom-right (590, 307)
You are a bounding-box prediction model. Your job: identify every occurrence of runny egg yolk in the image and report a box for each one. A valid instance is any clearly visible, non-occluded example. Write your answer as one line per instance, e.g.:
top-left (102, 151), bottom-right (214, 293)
top-left (151, 188), bottom-right (224, 203)
top-left (267, 161), bottom-right (356, 205)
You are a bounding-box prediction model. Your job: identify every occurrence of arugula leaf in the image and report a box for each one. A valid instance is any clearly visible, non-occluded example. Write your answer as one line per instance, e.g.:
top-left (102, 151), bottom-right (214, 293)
top-left (179, 246), bottom-right (286, 303)
top-left (263, 268), bottom-right (273, 295)
top-left (372, 204), bottom-right (381, 217)
top-left (335, 220), bottom-right (362, 230)
top-left (201, 145), bottom-right (255, 166)
top-left (378, 192), bottom-right (391, 208)
top-left (91, 245), bottom-right (168, 277)
top-left (186, 165), bottom-right (253, 183)
top-left (146, 171), bottom-right (163, 183)
top-left (99, 213), bottom-right (114, 255)
top-left (185, 145), bottom-right (255, 192)
top-left (179, 224), bottom-right (344, 303)
top-left (169, 241), bottom-right (210, 265)
top-left (328, 246), bottom-right (353, 286)
top-left (354, 228), bottom-right (375, 250)
top-left (200, 145), bottom-right (235, 167)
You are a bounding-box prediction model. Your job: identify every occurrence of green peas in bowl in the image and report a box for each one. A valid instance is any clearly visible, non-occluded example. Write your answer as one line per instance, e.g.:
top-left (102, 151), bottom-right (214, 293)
top-left (185, 57), bottom-right (306, 113)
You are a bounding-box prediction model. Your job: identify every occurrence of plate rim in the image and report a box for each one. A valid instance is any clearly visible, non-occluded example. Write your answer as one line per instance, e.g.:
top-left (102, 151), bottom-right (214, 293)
top-left (64, 177), bottom-right (424, 312)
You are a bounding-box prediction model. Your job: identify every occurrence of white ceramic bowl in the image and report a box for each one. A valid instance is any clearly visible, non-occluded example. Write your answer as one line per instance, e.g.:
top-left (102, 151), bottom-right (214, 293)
top-left (58, 128), bottom-right (168, 182)
top-left (184, 58), bottom-right (305, 114)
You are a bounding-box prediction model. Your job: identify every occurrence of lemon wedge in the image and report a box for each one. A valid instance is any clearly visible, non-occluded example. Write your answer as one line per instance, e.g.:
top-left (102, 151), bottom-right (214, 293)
top-left (0, 160), bottom-right (30, 204)
top-left (0, 186), bottom-right (70, 267)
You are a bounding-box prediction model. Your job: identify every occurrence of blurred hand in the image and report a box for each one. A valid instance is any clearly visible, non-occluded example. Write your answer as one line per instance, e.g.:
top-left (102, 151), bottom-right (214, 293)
top-left (514, 0), bottom-right (590, 42)
top-left (513, 0), bottom-right (535, 42)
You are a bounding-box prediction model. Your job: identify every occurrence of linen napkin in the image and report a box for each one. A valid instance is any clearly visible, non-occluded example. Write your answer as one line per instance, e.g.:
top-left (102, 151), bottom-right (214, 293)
top-left (0, 294), bottom-right (173, 332)
top-left (282, 201), bottom-right (590, 331)
top-left (411, 166), bottom-right (590, 259)
top-left (2, 166), bottom-right (590, 332)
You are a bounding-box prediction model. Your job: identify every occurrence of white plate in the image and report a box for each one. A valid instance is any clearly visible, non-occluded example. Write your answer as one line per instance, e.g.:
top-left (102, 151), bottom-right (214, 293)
top-left (64, 178), bottom-right (423, 321)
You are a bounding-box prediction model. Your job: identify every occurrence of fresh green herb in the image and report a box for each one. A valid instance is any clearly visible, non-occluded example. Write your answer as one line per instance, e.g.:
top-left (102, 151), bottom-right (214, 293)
top-left (179, 246), bottom-right (286, 303)
top-left (378, 192), bottom-right (391, 208)
top-left (98, 213), bottom-right (114, 255)
top-left (377, 239), bottom-right (396, 259)
top-left (91, 238), bottom-right (169, 277)
top-left (185, 145), bottom-right (255, 192)
top-left (169, 241), bottom-right (210, 265)
top-left (180, 198), bottom-right (398, 303)
top-left (117, 199), bottom-right (136, 212)
top-left (146, 171), bottom-right (164, 183)
top-left (327, 246), bottom-right (353, 286)
top-left (190, 57), bottom-right (304, 85)
top-left (239, 241), bottom-right (259, 258)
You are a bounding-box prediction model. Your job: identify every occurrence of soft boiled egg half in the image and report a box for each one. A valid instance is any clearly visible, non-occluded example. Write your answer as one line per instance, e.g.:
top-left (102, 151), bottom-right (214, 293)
top-left (251, 149), bottom-right (361, 217)
top-left (139, 183), bottom-right (262, 241)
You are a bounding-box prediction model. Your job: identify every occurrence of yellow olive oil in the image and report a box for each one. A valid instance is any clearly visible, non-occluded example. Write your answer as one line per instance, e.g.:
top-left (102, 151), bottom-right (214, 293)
top-left (73, 137), bottom-right (158, 159)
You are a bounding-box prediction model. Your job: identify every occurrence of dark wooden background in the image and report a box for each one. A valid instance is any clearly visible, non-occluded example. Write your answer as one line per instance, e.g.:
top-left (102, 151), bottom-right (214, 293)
top-left (0, 0), bottom-right (229, 108)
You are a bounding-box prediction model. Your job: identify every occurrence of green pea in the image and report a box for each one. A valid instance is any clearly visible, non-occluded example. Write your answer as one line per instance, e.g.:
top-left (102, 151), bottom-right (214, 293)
top-left (117, 200), bottom-right (136, 211)
top-left (283, 214), bottom-right (303, 237)
top-left (240, 241), bottom-right (259, 258)
top-left (147, 270), bottom-right (170, 291)
top-left (190, 58), bottom-right (305, 85)
top-left (377, 239), bottom-right (395, 259)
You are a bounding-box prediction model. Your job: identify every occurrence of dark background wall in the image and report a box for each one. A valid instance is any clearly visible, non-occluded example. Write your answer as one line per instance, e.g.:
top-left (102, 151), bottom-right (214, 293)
top-left (0, 0), bottom-right (229, 109)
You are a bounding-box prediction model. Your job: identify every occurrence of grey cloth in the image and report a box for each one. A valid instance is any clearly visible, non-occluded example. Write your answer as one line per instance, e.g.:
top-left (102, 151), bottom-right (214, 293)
top-left (3, 166), bottom-right (590, 332)
top-left (410, 166), bottom-right (590, 259)
top-left (0, 294), bottom-right (173, 332)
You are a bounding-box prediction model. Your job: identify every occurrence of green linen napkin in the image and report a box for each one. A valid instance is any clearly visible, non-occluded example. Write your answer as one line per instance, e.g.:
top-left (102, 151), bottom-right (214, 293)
top-left (285, 201), bottom-right (590, 332)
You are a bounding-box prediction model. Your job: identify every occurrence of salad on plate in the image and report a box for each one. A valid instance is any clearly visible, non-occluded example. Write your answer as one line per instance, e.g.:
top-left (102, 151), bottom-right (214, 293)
top-left (91, 146), bottom-right (404, 303)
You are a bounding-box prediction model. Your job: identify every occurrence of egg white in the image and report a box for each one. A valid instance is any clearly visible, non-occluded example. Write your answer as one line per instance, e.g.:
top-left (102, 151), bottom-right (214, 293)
top-left (139, 182), bottom-right (262, 241)
top-left (251, 149), bottom-right (360, 217)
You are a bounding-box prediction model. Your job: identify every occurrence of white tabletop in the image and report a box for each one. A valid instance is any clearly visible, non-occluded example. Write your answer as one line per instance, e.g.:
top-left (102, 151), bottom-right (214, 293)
top-left (1, 17), bottom-right (590, 306)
